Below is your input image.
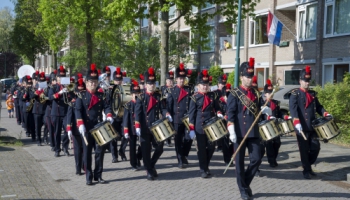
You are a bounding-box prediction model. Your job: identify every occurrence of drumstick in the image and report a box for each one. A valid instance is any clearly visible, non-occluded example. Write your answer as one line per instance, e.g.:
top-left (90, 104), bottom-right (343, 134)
top-left (300, 130), bottom-right (307, 140)
top-left (83, 135), bottom-right (88, 145)
top-left (224, 86), bottom-right (279, 174)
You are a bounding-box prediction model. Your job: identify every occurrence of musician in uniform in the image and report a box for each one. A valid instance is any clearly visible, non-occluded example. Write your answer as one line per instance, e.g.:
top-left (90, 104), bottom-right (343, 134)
top-left (109, 67), bottom-right (127, 162)
top-left (251, 76), bottom-right (258, 90)
top-left (11, 80), bottom-right (22, 125)
top-left (226, 58), bottom-right (271, 200)
top-left (289, 65), bottom-right (331, 179)
top-left (261, 79), bottom-right (292, 167)
top-left (161, 71), bottom-right (174, 147)
top-left (46, 71), bottom-right (56, 150)
top-left (76, 63), bottom-right (113, 185)
top-left (67, 77), bottom-right (86, 175)
top-left (30, 72), bottom-right (48, 146)
top-left (139, 74), bottom-right (145, 92)
top-left (165, 63), bottom-right (192, 168)
top-left (48, 66), bottom-right (70, 157)
top-left (123, 79), bottom-right (143, 170)
top-left (21, 75), bottom-right (35, 140)
top-left (188, 69), bottom-right (222, 178)
top-left (135, 67), bottom-right (166, 180)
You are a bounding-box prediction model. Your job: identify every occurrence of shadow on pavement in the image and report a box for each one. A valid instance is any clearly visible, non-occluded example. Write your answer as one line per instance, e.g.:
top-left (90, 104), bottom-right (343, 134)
top-left (254, 192), bottom-right (350, 198)
top-left (0, 146), bottom-right (15, 151)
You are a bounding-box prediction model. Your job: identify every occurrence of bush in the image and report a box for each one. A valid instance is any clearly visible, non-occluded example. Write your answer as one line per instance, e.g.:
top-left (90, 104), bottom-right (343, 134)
top-left (314, 79), bottom-right (350, 145)
top-left (208, 65), bottom-right (223, 86)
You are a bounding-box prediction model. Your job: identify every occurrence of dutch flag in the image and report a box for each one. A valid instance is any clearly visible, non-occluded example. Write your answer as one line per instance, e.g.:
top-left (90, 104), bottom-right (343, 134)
top-left (267, 11), bottom-right (284, 46)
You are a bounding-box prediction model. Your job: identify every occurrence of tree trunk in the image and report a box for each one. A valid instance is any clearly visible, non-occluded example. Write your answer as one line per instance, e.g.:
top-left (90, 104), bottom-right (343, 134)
top-left (86, 6), bottom-right (93, 68)
top-left (159, 0), bottom-right (169, 86)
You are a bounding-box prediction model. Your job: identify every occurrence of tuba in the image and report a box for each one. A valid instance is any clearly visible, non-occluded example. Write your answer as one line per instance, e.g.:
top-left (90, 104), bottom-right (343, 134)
top-left (63, 83), bottom-right (75, 106)
top-left (111, 84), bottom-right (123, 117)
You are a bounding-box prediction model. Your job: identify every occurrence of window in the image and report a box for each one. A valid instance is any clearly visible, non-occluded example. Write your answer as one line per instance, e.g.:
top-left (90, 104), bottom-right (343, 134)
top-left (203, 3), bottom-right (214, 10)
top-left (233, 21), bottom-right (245, 47)
top-left (169, 5), bottom-right (176, 19)
top-left (250, 15), bottom-right (268, 45)
top-left (285, 70), bottom-right (301, 85)
top-left (192, 6), bottom-right (198, 13)
top-left (325, 0), bottom-right (350, 37)
top-left (202, 26), bottom-right (215, 52)
top-left (323, 63), bottom-right (349, 84)
top-left (298, 3), bottom-right (318, 40)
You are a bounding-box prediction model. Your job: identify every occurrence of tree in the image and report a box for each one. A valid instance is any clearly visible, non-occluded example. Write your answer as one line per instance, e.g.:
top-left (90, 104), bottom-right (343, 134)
top-left (208, 65), bottom-right (224, 86)
top-left (0, 7), bottom-right (14, 51)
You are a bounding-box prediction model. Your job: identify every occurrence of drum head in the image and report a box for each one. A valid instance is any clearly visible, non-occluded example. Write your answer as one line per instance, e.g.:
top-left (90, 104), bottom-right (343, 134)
top-left (312, 117), bottom-right (329, 127)
top-left (258, 120), bottom-right (270, 126)
top-left (203, 116), bottom-right (219, 126)
top-left (151, 118), bottom-right (165, 127)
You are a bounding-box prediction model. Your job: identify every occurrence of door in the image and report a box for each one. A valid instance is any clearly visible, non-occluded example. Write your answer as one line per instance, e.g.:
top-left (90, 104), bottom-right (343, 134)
top-left (333, 64), bottom-right (349, 83)
top-left (256, 68), bottom-right (265, 91)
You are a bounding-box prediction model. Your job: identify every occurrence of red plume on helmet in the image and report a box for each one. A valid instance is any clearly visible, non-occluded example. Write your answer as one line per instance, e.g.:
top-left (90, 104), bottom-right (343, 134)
top-left (35, 70), bottom-right (39, 75)
top-left (139, 74), bottom-right (144, 80)
top-left (59, 66), bottom-right (64, 72)
top-left (54, 70), bottom-right (57, 74)
top-left (226, 83), bottom-right (231, 89)
top-left (169, 71), bottom-right (174, 75)
top-left (179, 63), bottom-right (184, 70)
top-left (91, 63), bottom-right (96, 71)
top-left (249, 57), bottom-right (255, 68)
top-left (78, 78), bottom-right (84, 86)
top-left (187, 69), bottom-right (192, 75)
top-left (122, 72), bottom-right (127, 77)
top-left (105, 66), bottom-right (110, 71)
top-left (132, 79), bottom-right (139, 87)
top-left (223, 74), bottom-right (227, 80)
top-left (209, 76), bottom-right (212, 81)
top-left (98, 69), bottom-right (101, 75)
top-left (202, 69), bottom-right (208, 76)
top-left (267, 79), bottom-right (272, 86)
top-left (77, 73), bottom-right (83, 79)
top-left (148, 67), bottom-right (154, 75)
top-left (252, 75), bottom-right (257, 84)
top-left (40, 72), bottom-right (45, 77)
top-left (116, 67), bottom-right (121, 74)
top-left (26, 75), bottom-right (31, 80)
top-left (305, 65), bottom-right (311, 73)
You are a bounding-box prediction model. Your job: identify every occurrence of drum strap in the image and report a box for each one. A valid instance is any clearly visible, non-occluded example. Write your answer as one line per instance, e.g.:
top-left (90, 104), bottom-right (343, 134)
top-left (230, 88), bottom-right (258, 117)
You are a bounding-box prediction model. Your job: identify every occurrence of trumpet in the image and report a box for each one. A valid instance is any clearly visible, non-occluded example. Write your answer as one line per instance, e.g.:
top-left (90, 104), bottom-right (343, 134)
top-left (39, 93), bottom-right (49, 103)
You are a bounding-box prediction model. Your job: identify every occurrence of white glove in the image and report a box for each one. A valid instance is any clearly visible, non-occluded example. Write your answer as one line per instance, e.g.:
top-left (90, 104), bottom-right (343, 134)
top-left (228, 125), bottom-right (237, 143)
top-left (261, 106), bottom-right (272, 116)
top-left (25, 102), bottom-right (30, 106)
top-left (124, 133), bottom-right (129, 139)
top-left (58, 88), bottom-right (68, 94)
top-left (325, 113), bottom-right (332, 117)
top-left (38, 87), bottom-right (42, 91)
top-left (107, 117), bottom-right (114, 124)
top-left (189, 130), bottom-right (196, 140)
top-left (79, 125), bottom-right (86, 136)
top-left (136, 128), bottom-right (141, 136)
top-left (217, 113), bottom-right (224, 119)
top-left (288, 116), bottom-right (292, 119)
top-left (68, 130), bottom-right (72, 139)
top-left (295, 123), bottom-right (302, 133)
top-left (166, 115), bottom-right (173, 122)
top-left (268, 116), bottom-right (276, 120)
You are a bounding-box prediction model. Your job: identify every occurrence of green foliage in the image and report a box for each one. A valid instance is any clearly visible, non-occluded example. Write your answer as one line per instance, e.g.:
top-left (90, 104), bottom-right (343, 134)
top-left (0, 8), bottom-right (14, 51)
top-left (227, 70), bottom-right (241, 87)
top-left (208, 65), bottom-right (223, 86)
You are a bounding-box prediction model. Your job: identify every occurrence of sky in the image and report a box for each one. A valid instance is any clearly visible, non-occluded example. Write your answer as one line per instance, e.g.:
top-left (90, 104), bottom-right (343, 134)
top-left (0, 0), bottom-right (15, 13)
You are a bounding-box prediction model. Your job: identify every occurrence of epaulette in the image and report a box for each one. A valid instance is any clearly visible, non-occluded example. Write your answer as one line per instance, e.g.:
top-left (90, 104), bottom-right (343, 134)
top-left (124, 102), bottom-right (130, 110)
top-left (308, 89), bottom-right (316, 96)
top-left (290, 89), bottom-right (298, 96)
top-left (190, 95), bottom-right (196, 103)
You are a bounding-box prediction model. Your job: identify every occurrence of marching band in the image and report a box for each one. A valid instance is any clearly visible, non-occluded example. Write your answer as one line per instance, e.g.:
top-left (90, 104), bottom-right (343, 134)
top-left (9, 60), bottom-right (336, 200)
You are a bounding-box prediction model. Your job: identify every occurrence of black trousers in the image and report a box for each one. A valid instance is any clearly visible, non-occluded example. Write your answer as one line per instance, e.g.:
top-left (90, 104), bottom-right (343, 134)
top-left (45, 115), bottom-right (55, 148)
top-left (234, 137), bottom-right (262, 194)
top-left (221, 135), bottom-right (234, 163)
top-left (140, 132), bottom-right (164, 174)
top-left (266, 137), bottom-right (281, 164)
top-left (196, 133), bottom-right (215, 172)
top-left (82, 132), bottom-right (107, 182)
top-left (24, 111), bottom-right (35, 139)
top-left (51, 116), bottom-right (69, 153)
top-left (110, 120), bottom-right (123, 159)
top-left (174, 124), bottom-right (187, 163)
top-left (129, 134), bottom-right (142, 168)
top-left (72, 132), bottom-right (83, 173)
top-left (15, 100), bottom-right (21, 124)
top-left (34, 114), bottom-right (44, 144)
top-left (296, 131), bottom-right (320, 174)
top-left (20, 105), bottom-right (26, 129)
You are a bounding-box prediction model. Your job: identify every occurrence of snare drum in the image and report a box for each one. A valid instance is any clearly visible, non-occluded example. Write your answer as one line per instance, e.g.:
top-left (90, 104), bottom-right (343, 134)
top-left (258, 119), bottom-right (281, 141)
top-left (181, 114), bottom-right (190, 130)
top-left (90, 121), bottom-right (119, 146)
top-left (149, 118), bottom-right (176, 143)
top-left (203, 117), bottom-right (228, 142)
top-left (312, 116), bottom-right (340, 140)
top-left (278, 118), bottom-right (294, 135)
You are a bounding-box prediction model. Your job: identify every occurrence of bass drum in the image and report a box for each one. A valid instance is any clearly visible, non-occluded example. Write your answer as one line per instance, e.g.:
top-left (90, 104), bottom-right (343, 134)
top-left (312, 116), bottom-right (340, 141)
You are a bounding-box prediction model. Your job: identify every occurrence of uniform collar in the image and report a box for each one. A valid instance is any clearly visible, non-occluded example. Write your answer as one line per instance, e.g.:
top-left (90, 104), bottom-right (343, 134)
top-left (87, 89), bottom-right (96, 94)
top-left (198, 91), bottom-right (207, 95)
top-left (240, 85), bottom-right (251, 91)
top-left (146, 91), bottom-right (154, 95)
top-left (299, 87), bottom-right (308, 92)
top-left (176, 84), bottom-right (184, 89)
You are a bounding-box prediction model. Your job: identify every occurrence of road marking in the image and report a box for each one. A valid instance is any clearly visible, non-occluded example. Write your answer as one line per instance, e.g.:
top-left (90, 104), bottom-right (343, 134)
top-left (1, 195), bottom-right (17, 198)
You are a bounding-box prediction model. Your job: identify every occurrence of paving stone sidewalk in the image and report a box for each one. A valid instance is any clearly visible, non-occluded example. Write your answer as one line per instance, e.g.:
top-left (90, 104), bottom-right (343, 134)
top-left (1, 96), bottom-right (350, 199)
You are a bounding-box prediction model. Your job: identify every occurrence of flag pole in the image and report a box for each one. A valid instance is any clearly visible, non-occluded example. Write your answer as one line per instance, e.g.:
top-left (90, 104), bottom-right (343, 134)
top-left (234, 0), bottom-right (243, 88)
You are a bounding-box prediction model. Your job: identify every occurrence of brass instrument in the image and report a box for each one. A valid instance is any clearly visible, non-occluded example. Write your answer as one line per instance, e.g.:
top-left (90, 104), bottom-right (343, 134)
top-left (39, 92), bottom-right (49, 104)
top-left (111, 84), bottom-right (123, 117)
top-left (63, 83), bottom-right (75, 106)
top-left (25, 87), bottom-right (35, 112)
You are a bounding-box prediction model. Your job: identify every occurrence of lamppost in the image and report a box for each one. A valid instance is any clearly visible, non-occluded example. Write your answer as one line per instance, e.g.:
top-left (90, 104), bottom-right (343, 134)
top-left (0, 53), bottom-right (6, 78)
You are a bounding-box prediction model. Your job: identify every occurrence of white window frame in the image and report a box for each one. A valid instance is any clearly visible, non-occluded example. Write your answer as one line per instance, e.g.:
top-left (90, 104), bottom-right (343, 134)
top-left (284, 69), bottom-right (302, 85)
top-left (141, 6), bottom-right (148, 28)
top-left (189, 26), bottom-right (215, 54)
top-left (169, 5), bottom-right (177, 20)
top-left (192, 3), bottom-right (215, 13)
top-left (324, 0), bottom-right (350, 38)
top-left (201, 26), bottom-right (215, 53)
top-left (297, 2), bottom-right (318, 41)
top-left (249, 13), bottom-right (270, 47)
top-left (232, 20), bottom-right (245, 49)
top-left (322, 62), bottom-right (350, 85)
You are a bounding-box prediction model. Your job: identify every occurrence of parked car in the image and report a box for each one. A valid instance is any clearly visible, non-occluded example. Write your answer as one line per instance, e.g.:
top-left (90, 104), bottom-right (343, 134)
top-left (261, 85), bottom-right (314, 116)
top-left (1, 78), bottom-right (17, 93)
